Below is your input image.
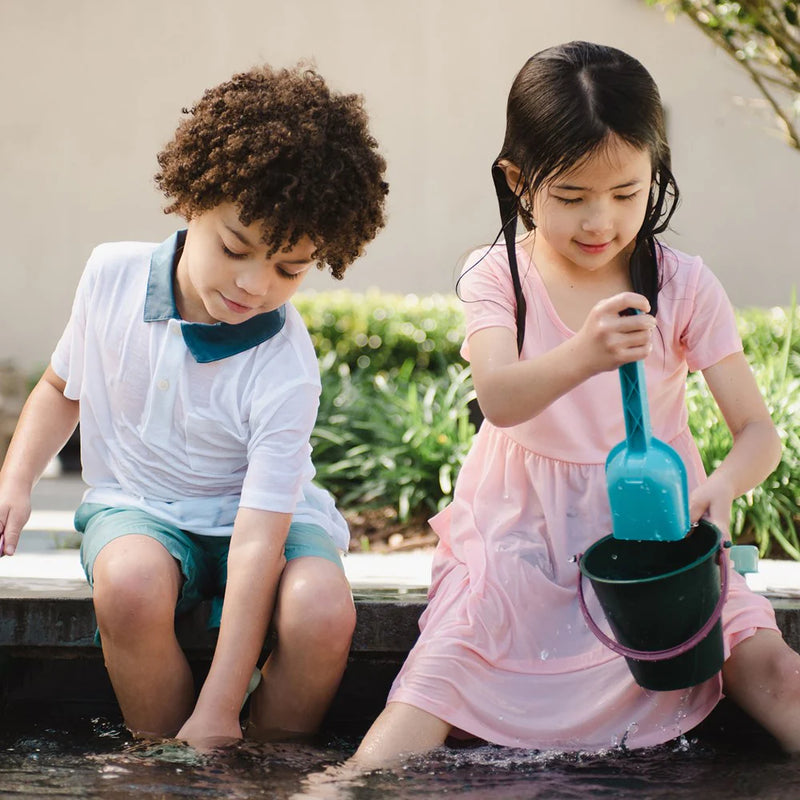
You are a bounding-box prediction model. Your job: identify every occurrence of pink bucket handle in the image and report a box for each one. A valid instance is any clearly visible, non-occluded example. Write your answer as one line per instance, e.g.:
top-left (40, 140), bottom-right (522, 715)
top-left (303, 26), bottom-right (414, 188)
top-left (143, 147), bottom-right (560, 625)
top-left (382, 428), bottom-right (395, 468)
top-left (576, 543), bottom-right (729, 662)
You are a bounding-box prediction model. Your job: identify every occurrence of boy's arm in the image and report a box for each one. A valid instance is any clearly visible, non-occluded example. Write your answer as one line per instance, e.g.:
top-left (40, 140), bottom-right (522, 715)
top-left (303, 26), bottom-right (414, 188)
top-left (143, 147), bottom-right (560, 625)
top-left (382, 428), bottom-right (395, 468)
top-left (0, 366), bottom-right (79, 556)
top-left (176, 506), bottom-right (290, 747)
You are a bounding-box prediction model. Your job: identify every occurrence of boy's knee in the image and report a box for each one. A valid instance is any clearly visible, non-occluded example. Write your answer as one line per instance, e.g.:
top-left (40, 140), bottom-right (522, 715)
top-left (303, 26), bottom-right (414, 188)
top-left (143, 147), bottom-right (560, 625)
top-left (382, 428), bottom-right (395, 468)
top-left (92, 541), bottom-right (180, 630)
top-left (277, 567), bottom-right (356, 650)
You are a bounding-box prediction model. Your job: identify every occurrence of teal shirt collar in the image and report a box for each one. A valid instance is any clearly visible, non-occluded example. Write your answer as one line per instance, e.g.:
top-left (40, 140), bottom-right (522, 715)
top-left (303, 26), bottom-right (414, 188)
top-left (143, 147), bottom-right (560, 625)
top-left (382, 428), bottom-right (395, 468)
top-left (143, 230), bottom-right (286, 363)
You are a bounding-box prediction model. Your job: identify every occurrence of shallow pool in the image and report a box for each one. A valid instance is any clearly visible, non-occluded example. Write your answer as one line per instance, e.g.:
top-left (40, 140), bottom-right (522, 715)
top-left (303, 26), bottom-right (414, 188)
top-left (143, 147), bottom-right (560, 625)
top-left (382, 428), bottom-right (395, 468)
top-left (1, 714), bottom-right (798, 799)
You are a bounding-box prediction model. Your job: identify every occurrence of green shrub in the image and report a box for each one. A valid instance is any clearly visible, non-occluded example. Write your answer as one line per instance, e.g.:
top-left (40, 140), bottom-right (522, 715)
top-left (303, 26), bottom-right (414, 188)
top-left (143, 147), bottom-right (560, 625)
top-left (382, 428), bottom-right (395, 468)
top-left (689, 301), bottom-right (800, 558)
top-left (294, 290), bottom-right (464, 375)
top-left (738, 304), bottom-right (800, 373)
top-left (300, 291), bottom-right (800, 558)
top-left (297, 291), bottom-right (472, 523)
top-left (311, 357), bottom-right (476, 522)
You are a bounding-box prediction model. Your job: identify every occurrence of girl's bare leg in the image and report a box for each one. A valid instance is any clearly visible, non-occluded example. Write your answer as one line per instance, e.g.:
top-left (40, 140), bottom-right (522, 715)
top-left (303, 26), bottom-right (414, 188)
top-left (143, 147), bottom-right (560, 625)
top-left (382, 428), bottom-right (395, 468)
top-left (723, 628), bottom-right (800, 751)
top-left (290, 703), bottom-right (451, 798)
top-left (352, 702), bottom-right (452, 770)
top-left (92, 535), bottom-right (194, 737)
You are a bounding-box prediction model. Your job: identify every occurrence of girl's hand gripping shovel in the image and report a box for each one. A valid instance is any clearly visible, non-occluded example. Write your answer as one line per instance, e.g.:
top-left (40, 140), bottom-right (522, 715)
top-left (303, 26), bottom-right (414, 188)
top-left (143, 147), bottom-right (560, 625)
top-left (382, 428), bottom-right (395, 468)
top-left (605, 357), bottom-right (691, 541)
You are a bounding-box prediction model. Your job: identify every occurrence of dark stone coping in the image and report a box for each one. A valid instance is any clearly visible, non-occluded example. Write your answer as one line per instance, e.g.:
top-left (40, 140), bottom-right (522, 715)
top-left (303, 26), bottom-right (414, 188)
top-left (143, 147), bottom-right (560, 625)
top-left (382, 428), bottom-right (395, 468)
top-left (0, 578), bottom-right (429, 733)
top-left (3, 578), bottom-right (800, 655)
top-left (0, 578), bottom-right (428, 655)
top-left (1, 578), bottom-right (799, 741)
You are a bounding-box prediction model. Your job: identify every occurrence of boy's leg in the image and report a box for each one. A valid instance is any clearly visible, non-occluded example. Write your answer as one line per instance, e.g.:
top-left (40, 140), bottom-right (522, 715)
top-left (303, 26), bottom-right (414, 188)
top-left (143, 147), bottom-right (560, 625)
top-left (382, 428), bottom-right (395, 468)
top-left (78, 505), bottom-right (205, 739)
top-left (353, 702), bottom-right (451, 769)
top-left (723, 628), bottom-right (800, 751)
top-left (247, 553), bottom-right (356, 738)
top-left (92, 533), bottom-right (195, 737)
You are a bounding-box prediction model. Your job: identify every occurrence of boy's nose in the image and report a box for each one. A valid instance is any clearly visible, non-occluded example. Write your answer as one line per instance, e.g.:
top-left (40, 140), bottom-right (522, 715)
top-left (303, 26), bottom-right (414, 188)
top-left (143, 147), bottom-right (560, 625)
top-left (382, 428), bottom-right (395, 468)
top-left (235, 267), bottom-right (272, 296)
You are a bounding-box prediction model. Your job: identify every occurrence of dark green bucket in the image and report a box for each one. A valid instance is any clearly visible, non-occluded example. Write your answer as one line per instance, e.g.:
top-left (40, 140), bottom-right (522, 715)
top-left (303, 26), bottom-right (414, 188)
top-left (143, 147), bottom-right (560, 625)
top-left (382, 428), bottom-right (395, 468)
top-left (578, 520), bottom-right (728, 691)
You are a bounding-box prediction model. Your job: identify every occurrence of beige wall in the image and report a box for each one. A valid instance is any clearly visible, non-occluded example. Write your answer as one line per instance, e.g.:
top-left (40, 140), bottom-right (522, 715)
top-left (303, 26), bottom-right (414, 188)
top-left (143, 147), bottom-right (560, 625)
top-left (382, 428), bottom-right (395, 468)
top-left (1, 0), bottom-right (798, 371)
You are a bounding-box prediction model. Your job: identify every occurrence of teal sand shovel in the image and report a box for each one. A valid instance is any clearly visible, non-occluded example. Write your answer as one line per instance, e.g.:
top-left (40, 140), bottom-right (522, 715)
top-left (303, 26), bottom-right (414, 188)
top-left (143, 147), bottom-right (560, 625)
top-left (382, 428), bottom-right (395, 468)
top-left (605, 358), bottom-right (690, 541)
top-left (576, 357), bottom-right (721, 690)
top-left (576, 352), bottom-right (747, 689)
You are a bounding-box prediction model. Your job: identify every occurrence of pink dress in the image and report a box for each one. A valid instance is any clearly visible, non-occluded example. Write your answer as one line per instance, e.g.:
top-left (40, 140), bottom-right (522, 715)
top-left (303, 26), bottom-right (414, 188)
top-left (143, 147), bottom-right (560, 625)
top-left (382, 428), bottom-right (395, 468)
top-left (387, 242), bottom-right (778, 751)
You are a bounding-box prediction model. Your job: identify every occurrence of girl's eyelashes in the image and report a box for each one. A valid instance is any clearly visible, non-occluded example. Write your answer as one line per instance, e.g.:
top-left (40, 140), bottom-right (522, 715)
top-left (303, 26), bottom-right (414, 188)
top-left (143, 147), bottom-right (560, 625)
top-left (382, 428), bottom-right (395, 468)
top-left (552, 191), bottom-right (641, 205)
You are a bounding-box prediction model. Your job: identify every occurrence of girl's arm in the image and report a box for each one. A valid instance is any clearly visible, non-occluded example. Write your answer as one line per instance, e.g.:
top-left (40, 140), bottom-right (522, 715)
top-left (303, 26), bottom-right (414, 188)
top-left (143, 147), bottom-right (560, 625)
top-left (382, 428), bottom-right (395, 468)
top-left (690, 351), bottom-right (781, 530)
top-left (176, 507), bottom-right (290, 748)
top-left (0, 366), bottom-right (79, 556)
top-left (470, 291), bottom-right (656, 427)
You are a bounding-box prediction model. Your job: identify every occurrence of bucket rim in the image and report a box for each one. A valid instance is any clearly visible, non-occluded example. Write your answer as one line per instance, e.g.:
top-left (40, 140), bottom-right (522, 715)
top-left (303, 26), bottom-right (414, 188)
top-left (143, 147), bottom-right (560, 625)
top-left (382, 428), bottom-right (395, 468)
top-left (578, 521), bottom-right (722, 586)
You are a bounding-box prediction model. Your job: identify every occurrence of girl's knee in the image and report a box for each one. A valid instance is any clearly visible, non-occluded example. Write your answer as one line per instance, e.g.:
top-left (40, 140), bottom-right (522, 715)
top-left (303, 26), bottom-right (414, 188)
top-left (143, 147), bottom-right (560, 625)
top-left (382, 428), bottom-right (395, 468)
top-left (764, 643), bottom-right (800, 689)
top-left (726, 630), bottom-right (800, 695)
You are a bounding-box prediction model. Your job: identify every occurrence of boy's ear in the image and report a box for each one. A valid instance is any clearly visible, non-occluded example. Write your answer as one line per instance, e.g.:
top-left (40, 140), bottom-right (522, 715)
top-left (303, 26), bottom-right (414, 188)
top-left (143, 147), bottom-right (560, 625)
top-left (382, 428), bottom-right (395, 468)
top-left (496, 159), bottom-right (524, 196)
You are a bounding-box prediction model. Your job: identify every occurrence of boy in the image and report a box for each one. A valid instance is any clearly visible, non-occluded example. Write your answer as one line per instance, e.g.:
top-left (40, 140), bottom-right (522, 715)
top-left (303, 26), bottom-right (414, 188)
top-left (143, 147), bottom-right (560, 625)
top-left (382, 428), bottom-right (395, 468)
top-left (0, 65), bottom-right (388, 748)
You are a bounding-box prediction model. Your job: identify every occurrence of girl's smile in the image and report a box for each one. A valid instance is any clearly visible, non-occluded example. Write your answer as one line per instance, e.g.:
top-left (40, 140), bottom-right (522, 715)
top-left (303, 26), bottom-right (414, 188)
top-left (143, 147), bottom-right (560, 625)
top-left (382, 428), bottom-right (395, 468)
top-left (530, 136), bottom-right (652, 279)
top-left (574, 240), bottom-right (613, 255)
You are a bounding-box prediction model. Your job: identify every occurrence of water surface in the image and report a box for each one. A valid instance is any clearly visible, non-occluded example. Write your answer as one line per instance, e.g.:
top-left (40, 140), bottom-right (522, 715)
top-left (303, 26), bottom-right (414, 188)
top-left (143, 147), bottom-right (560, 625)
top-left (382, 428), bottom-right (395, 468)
top-left (1, 714), bottom-right (797, 799)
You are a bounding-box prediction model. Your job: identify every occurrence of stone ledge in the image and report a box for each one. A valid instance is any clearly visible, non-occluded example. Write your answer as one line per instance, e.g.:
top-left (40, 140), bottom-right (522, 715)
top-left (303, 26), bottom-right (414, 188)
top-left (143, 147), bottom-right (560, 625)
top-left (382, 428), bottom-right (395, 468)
top-left (3, 580), bottom-right (800, 655)
top-left (2, 584), bottom-right (798, 740)
top-left (0, 581), bottom-right (428, 655)
top-left (0, 584), bottom-right (429, 733)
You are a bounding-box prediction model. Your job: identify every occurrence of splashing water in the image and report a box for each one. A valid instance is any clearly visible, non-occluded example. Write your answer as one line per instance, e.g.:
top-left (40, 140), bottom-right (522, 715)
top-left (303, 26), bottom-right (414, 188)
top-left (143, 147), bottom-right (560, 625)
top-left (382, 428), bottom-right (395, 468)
top-left (1, 714), bottom-right (799, 799)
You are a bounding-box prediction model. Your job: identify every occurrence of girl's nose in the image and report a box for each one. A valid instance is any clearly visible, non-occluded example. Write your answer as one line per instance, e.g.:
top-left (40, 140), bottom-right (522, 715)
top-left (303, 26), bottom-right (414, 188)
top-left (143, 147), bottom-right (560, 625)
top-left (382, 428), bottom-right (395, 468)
top-left (581, 210), bottom-right (613, 234)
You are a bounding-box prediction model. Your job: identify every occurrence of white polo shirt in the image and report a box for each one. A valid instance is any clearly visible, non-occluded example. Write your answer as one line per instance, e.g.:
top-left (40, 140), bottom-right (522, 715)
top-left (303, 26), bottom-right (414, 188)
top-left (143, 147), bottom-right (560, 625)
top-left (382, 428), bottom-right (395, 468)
top-left (51, 231), bottom-right (349, 549)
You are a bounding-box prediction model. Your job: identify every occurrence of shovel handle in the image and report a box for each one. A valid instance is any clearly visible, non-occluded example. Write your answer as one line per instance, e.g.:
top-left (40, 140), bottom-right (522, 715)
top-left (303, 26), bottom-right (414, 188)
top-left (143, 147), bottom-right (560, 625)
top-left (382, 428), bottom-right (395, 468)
top-left (618, 360), bottom-right (652, 454)
top-left (576, 544), bottom-right (729, 662)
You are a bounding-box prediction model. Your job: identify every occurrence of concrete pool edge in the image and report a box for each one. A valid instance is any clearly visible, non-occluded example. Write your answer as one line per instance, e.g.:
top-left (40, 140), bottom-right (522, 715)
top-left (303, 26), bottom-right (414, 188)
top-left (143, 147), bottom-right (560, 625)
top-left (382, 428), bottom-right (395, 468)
top-left (1, 578), bottom-right (799, 746)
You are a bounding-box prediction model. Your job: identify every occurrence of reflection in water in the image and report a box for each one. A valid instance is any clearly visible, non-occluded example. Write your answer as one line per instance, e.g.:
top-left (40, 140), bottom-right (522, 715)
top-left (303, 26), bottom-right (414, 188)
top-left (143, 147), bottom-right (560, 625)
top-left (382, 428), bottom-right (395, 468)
top-left (1, 716), bottom-right (799, 799)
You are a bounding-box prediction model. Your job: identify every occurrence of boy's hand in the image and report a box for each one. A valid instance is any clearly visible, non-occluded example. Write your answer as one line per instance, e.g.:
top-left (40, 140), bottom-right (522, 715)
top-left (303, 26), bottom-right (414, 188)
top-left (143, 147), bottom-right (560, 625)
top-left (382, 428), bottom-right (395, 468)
top-left (0, 486), bottom-right (32, 557)
top-left (0, 366), bottom-right (78, 558)
top-left (176, 710), bottom-right (243, 752)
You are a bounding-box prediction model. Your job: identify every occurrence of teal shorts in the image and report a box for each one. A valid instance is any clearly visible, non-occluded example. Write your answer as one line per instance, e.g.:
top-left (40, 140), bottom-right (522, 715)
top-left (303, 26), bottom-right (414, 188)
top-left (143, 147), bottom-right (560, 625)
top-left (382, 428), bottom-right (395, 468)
top-left (75, 502), bottom-right (344, 631)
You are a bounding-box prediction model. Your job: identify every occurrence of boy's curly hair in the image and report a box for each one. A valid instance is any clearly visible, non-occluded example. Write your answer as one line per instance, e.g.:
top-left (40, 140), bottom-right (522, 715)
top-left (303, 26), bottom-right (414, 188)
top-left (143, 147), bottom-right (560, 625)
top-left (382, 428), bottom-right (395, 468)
top-left (155, 65), bottom-right (388, 279)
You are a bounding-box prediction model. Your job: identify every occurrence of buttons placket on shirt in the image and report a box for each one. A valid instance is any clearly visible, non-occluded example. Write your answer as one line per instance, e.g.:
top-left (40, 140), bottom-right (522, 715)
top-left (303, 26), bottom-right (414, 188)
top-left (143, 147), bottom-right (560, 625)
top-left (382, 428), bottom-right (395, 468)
top-left (140, 319), bottom-right (185, 443)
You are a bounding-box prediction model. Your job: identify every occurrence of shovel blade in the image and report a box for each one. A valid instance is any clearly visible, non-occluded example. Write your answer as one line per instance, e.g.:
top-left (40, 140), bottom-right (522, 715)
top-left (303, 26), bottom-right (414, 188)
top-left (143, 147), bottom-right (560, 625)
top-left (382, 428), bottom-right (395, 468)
top-left (606, 438), bottom-right (691, 541)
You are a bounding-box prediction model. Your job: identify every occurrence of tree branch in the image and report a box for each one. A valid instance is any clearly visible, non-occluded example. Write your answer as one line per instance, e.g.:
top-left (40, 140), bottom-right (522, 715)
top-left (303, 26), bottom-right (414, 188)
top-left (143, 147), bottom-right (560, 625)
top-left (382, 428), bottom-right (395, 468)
top-left (656, 0), bottom-right (800, 150)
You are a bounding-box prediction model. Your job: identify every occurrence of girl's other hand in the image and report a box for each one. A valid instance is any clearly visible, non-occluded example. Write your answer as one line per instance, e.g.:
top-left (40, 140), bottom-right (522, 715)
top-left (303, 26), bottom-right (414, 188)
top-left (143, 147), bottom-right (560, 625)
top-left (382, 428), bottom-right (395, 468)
top-left (689, 475), bottom-right (735, 536)
top-left (574, 292), bottom-right (656, 376)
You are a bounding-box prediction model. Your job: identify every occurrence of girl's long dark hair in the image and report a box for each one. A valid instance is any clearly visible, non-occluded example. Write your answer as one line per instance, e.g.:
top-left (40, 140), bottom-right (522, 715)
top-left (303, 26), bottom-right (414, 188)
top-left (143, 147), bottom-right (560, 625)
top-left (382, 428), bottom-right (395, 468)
top-left (494, 41), bottom-right (679, 352)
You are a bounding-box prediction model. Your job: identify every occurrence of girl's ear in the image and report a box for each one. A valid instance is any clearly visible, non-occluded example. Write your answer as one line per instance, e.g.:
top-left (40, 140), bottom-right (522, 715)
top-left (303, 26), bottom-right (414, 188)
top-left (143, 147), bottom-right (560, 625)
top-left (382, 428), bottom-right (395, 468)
top-left (497, 159), bottom-right (525, 196)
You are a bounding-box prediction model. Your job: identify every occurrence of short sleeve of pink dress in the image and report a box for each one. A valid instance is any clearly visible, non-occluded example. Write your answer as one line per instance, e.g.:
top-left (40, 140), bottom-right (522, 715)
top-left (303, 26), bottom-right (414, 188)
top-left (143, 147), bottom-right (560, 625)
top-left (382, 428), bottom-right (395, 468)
top-left (387, 243), bottom-right (778, 752)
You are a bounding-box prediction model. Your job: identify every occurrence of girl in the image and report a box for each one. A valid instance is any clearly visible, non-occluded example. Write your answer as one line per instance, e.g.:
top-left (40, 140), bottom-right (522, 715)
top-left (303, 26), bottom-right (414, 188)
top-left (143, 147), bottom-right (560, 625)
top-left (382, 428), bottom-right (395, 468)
top-left (354, 41), bottom-right (800, 766)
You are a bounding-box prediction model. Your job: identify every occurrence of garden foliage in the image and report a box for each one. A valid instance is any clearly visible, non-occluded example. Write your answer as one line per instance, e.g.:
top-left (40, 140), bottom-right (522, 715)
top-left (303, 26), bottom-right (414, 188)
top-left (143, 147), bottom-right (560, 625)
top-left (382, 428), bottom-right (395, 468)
top-left (645, 0), bottom-right (800, 150)
top-left (299, 291), bottom-right (800, 559)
